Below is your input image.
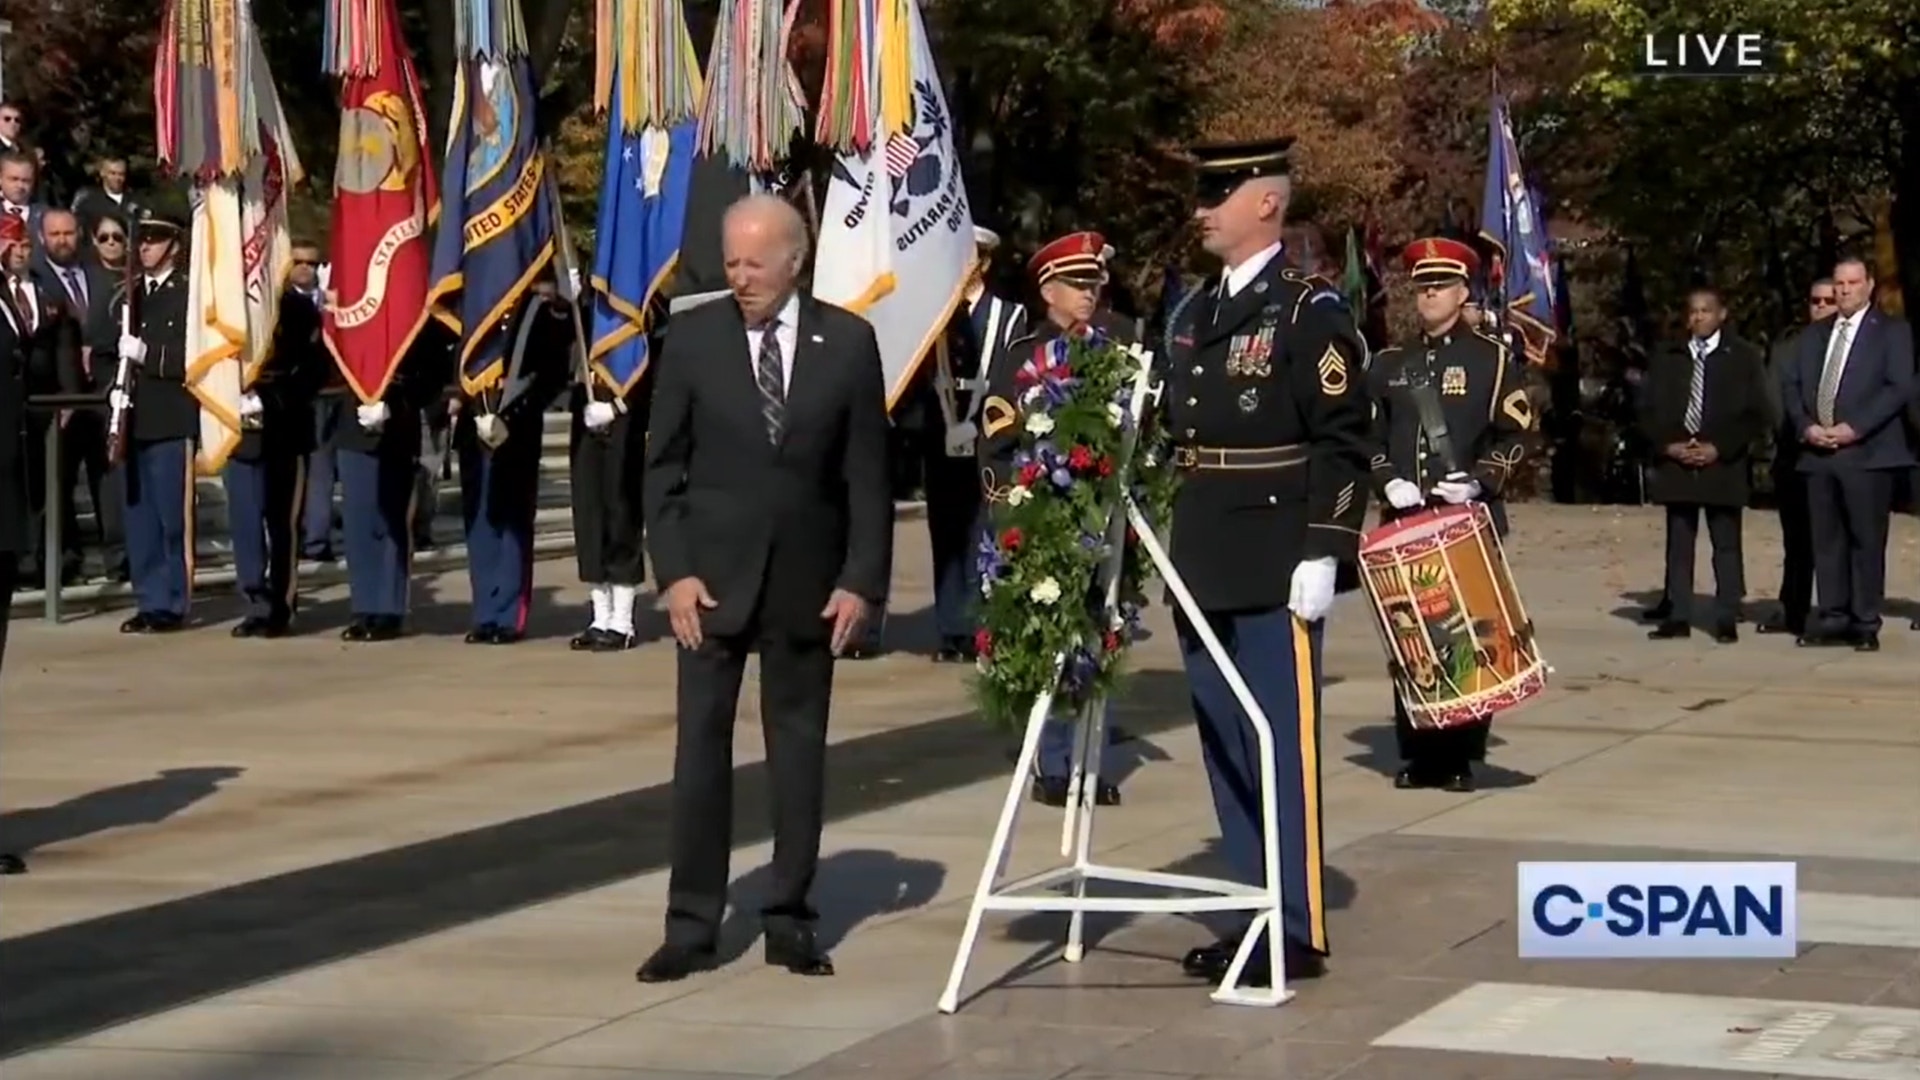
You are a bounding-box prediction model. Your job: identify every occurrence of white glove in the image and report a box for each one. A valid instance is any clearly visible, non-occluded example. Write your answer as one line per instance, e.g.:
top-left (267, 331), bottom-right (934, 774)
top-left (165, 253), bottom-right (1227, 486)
top-left (238, 392), bottom-right (264, 419)
top-left (1383, 478), bottom-right (1424, 510)
top-left (109, 389), bottom-right (132, 412)
top-left (1288, 556), bottom-right (1338, 623)
top-left (583, 401), bottom-right (616, 430)
top-left (117, 335), bottom-right (147, 365)
top-left (1431, 474), bottom-right (1482, 505)
top-left (475, 413), bottom-right (508, 449)
top-left (356, 401), bottom-right (390, 431)
top-left (944, 420), bottom-right (978, 458)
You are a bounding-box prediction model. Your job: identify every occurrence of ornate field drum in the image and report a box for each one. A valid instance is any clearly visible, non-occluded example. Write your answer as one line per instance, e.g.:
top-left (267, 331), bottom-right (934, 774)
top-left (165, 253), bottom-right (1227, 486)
top-left (1358, 504), bottom-right (1547, 729)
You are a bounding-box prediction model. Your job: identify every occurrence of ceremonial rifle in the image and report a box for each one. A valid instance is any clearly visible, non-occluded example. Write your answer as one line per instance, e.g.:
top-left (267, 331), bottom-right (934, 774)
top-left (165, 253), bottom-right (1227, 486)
top-left (103, 255), bottom-right (140, 467)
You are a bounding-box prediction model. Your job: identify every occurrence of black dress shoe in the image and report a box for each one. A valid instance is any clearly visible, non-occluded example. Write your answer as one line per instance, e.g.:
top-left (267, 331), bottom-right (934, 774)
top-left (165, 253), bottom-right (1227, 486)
top-left (765, 927), bottom-right (835, 976)
top-left (1911, 618), bottom-right (1920, 631)
top-left (569, 627), bottom-right (607, 651)
top-left (0, 853), bottom-right (25, 875)
top-left (464, 624), bottom-right (499, 644)
top-left (1438, 769), bottom-right (1475, 793)
top-left (592, 630), bottom-right (636, 653)
top-left (1181, 936), bottom-right (1325, 985)
top-left (1755, 615), bottom-right (1802, 636)
top-left (1647, 621), bottom-right (1691, 640)
top-left (1030, 776), bottom-right (1069, 807)
top-left (1855, 633), bottom-right (1881, 653)
top-left (233, 616), bottom-right (289, 639)
top-left (635, 943), bottom-right (715, 983)
top-left (932, 645), bottom-right (967, 663)
top-left (119, 612), bottom-right (154, 634)
top-left (341, 618), bottom-right (373, 642)
top-left (488, 627), bottom-right (524, 645)
top-left (1713, 623), bottom-right (1739, 644)
top-left (365, 616), bottom-right (404, 642)
top-left (1394, 764), bottom-right (1434, 790)
top-left (1796, 631), bottom-right (1848, 648)
top-left (1094, 781), bottom-right (1121, 806)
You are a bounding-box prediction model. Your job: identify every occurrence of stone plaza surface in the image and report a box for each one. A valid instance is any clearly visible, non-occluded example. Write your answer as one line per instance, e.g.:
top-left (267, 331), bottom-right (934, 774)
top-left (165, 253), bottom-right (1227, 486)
top-left (1, 503), bottom-right (1916, 1079)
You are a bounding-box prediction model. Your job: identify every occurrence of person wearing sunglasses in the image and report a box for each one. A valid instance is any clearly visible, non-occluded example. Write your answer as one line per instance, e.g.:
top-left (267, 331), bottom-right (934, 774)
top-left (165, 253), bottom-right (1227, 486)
top-left (72, 156), bottom-right (145, 247)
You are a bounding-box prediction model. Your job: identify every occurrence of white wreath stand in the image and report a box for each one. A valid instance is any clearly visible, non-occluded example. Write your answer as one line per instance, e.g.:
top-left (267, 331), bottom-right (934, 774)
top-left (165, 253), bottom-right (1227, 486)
top-left (937, 353), bottom-right (1294, 1013)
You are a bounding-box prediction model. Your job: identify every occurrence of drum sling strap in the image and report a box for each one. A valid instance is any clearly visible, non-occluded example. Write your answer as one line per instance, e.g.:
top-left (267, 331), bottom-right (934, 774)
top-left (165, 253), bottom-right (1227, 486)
top-left (1406, 352), bottom-right (1462, 477)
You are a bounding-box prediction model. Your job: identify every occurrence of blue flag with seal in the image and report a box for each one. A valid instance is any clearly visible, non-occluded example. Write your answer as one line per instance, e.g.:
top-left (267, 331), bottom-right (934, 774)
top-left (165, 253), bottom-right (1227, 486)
top-left (428, 51), bottom-right (558, 397)
top-left (590, 117), bottom-right (696, 394)
top-left (1478, 95), bottom-right (1557, 367)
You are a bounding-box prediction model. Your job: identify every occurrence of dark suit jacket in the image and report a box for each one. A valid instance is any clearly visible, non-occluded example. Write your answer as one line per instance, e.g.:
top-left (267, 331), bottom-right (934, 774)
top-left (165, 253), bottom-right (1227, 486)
top-left (1641, 332), bottom-right (1769, 507)
top-left (643, 293), bottom-right (892, 641)
top-left (71, 188), bottom-right (145, 246)
top-left (0, 311), bottom-right (31, 553)
top-left (1783, 306), bottom-right (1916, 473)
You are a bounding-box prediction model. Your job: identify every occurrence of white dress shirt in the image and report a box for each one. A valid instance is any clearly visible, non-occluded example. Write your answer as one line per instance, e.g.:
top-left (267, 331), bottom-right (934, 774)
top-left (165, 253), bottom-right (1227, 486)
top-left (1222, 240), bottom-right (1284, 298)
top-left (744, 293), bottom-right (800, 393)
top-left (1691, 329), bottom-right (1721, 357)
top-left (8, 276), bottom-right (39, 334)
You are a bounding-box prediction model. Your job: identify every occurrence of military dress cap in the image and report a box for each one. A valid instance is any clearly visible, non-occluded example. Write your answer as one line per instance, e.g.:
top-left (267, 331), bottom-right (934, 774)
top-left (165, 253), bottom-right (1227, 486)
top-left (1190, 137), bottom-right (1295, 205)
top-left (973, 225), bottom-right (1002, 251)
top-left (135, 205), bottom-right (187, 240)
top-left (1029, 230), bottom-right (1109, 288)
top-left (1403, 236), bottom-right (1481, 286)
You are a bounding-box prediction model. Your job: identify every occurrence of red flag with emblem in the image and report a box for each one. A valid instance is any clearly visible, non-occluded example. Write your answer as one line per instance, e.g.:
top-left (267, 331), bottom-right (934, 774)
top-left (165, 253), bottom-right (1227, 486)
top-left (322, 0), bottom-right (439, 404)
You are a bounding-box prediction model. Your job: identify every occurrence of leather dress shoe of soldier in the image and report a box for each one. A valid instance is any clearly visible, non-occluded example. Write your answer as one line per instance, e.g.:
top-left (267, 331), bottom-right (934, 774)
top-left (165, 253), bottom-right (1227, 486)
top-left (1712, 621), bottom-right (1739, 644)
top-left (120, 612), bottom-right (184, 634)
top-left (569, 626), bottom-right (607, 651)
top-left (1395, 762), bottom-right (1473, 793)
top-left (1755, 612), bottom-right (1802, 636)
top-left (1854, 632), bottom-right (1880, 653)
top-left (1031, 776), bottom-right (1121, 807)
top-left (0, 853), bottom-right (25, 875)
top-left (1646, 620), bottom-right (1691, 640)
top-left (1182, 935), bottom-right (1325, 985)
top-left (932, 636), bottom-right (977, 663)
top-left (464, 624), bottom-right (524, 645)
top-left (634, 942), bottom-right (716, 984)
top-left (232, 616), bottom-right (290, 639)
top-left (343, 616), bottom-right (403, 643)
top-left (592, 630), bottom-right (636, 653)
top-left (764, 925), bottom-right (835, 976)
top-left (1910, 617), bottom-right (1920, 631)
top-left (1795, 628), bottom-right (1851, 648)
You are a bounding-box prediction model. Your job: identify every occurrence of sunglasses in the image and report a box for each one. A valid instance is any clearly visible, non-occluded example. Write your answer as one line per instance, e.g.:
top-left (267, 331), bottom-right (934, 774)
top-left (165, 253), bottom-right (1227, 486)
top-left (1809, 296), bottom-right (1835, 305)
top-left (95, 232), bottom-right (125, 243)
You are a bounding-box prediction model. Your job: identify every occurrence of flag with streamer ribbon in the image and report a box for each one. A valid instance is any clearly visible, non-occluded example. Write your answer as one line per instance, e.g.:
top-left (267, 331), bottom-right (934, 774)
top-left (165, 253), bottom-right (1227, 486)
top-left (1478, 94), bottom-right (1557, 367)
top-left (812, 0), bottom-right (976, 410)
top-left (427, 0), bottom-right (559, 399)
top-left (155, 0), bottom-right (303, 474)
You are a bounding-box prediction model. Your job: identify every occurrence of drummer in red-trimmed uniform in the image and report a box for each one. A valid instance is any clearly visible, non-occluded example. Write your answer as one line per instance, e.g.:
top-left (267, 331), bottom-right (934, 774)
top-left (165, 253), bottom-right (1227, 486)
top-left (1366, 236), bottom-right (1535, 793)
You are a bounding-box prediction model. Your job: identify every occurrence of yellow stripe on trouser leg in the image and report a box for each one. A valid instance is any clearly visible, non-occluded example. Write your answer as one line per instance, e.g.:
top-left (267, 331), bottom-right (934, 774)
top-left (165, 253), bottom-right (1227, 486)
top-left (1290, 614), bottom-right (1326, 952)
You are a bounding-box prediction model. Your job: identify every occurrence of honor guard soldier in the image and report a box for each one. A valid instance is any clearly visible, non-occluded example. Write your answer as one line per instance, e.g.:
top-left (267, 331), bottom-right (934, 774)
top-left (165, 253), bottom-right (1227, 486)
top-left (112, 205), bottom-right (197, 634)
top-left (569, 307), bottom-right (653, 653)
top-left (1159, 138), bottom-right (1372, 986)
top-left (914, 225), bottom-right (1024, 662)
top-left (459, 283), bottom-right (571, 645)
top-left (1368, 236), bottom-right (1533, 792)
top-left (224, 266), bottom-right (332, 637)
top-left (979, 230), bottom-right (1124, 808)
top-left (336, 325), bottom-right (454, 642)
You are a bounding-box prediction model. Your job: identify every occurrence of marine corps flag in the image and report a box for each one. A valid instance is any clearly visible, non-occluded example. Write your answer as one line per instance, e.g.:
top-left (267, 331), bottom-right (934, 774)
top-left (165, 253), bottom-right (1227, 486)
top-left (322, 0), bottom-right (439, 404)
top-left (811, 0), bottom-right (976, 410)
top-left (155, 0), bottom-right (303, 474)
top-left (427, 0), bottom-right (559, 399)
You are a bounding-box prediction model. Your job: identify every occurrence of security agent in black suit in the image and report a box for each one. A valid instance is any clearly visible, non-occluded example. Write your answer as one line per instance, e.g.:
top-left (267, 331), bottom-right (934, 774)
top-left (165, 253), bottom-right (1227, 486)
top-left (1368, 236), bottom-right (1534, 793)
top-left (636, 195), bottom-right (891, 984)
top-left (335, 324), bottom-right (455, 642)
top-left (0, 262), bottom-right (32, 875)
top-left (1159, 138), bottom-right (1373, 987)
top-left (110, 206), bottom-right (198, 634)
top-left (1755, 281), bottom-right (1834, 637)
top-left (222, 286), bottom-right (330, 637)
top-left (1641, 287), bottom-right (1769, 644)
top-left (1780, 256), bottom-right (1916, 651)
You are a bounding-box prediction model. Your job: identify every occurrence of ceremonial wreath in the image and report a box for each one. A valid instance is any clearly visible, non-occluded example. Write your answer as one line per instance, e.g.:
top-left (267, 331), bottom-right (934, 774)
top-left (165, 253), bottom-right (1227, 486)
top-left (972, 329), bottom-right (1179, 729)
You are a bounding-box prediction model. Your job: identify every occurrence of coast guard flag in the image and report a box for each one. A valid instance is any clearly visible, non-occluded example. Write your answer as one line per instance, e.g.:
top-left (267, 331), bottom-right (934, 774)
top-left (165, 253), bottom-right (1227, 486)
top-left (812, 0), bottom-right (976, 411)
top-left (1478, 95), bottom-right (1556, 367)
top-left (428, 53), bottom-right (558, 396)
top-left (590, 117), bottom-right (696, 394)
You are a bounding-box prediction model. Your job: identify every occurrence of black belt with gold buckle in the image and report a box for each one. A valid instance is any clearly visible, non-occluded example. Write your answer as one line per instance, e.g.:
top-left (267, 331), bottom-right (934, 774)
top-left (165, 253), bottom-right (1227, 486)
top-left (1171, 444), bottom-right (1309, 471)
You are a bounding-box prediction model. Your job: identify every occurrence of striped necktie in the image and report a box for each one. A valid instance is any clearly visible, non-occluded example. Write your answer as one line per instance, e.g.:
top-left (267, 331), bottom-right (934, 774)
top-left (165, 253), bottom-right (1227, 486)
top-left (754, 318), bottom-right (786, 444)
top-left (1683, 339), bottom-right (1707, 433)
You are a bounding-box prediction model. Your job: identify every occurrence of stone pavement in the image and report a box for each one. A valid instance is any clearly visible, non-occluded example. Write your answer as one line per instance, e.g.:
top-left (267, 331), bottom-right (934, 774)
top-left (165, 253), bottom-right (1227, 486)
top-left (1, 504), bottom-right (1916, 1079)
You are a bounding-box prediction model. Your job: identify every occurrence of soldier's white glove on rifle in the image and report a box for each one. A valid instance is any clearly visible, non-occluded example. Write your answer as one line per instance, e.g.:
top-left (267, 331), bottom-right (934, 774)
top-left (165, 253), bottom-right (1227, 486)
top-left (117, 335), bottom-right (147, 365)
top-left (475, 413), bottom-right (508, 449)
top-left (1431, 473), bottom-right (1481, 505)
top-left (356, 401), bottom-right (390, 432)
top-left (238, 393), bottom-right (264, 419)
top-left (109, 389), bottom-right (131, 413)
top-left (1288, 556), bottom-right (1337, 623)
top-left (1382, 478), bottom-right (1424, 510)
top-left (583, 401), bottom-right (616, 431)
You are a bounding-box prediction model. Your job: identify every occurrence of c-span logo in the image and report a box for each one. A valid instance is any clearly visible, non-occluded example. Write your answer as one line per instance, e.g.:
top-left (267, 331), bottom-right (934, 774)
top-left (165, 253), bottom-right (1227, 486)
top-left (1634, 33), bottom-right (1777, 77)
top-left (1518, 862), bottom-right (1797, 959)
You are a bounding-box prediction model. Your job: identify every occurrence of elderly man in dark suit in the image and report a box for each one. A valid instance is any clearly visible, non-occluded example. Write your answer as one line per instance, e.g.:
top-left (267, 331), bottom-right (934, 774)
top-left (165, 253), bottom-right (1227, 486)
top-left (637, 193), bottom-right (892, 984)
top-left (1781, 256), bottom-right (1916, 652)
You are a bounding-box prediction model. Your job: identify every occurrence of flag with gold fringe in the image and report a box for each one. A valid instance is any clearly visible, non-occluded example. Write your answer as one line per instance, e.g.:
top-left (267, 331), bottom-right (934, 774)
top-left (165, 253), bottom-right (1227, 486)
top-left (811, 0), bottom-right (976, 410)
top-left (155, 0), bottom-right (303, 475)
top-left (426, 0), bottom-right (560, 400)
top-left (322, 0), bottom-right (440, 404)
top-left (589, 0), bottom-right (702, 393)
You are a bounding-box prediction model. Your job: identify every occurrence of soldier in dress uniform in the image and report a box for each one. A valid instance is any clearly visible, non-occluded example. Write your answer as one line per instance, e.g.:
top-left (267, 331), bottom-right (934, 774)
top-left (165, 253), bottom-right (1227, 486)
top-left (1367, 236), bottom-right (1533, 792)
top-left (223, 275), bottom-right (332, 637)
top-left (568, 303), bottom-right (654, 653)
top-left (458, 282), bottom-right (572, 645)
top-left (980, 230), bottom-right (1127, 808)
top-left (335, 325), bottom-right (454, 643)
top-left (111, 205), bottom-right (197, 634)
top-left (1156, 138), bottom-right (1372, 986)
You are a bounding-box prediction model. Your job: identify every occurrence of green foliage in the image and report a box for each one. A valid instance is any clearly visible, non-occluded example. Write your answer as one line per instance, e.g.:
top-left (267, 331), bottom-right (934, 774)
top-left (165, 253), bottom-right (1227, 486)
top-left (970, 331), bottom-right (1178, 729)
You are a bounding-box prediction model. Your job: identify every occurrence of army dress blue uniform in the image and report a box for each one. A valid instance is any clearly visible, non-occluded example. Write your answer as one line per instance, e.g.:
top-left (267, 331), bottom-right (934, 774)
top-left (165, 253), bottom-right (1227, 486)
top-left (336, 327), bottom-right (456, 642)
top-left (1367, 237), bottom-right (1534, 792)
top-left (224, 288), bottom-right (332, 637)
top-left (113, 208), bottom-right (198, 634)
top-left (1160, 140), bottom-right (1374, 985)
top-left (458, 291), bottom-right (572, 645)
